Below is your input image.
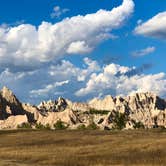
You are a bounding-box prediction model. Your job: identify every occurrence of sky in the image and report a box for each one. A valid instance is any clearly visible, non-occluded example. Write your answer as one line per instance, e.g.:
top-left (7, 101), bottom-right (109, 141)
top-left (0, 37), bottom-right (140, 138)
top-left (0, 0), bottom-right (166, 104)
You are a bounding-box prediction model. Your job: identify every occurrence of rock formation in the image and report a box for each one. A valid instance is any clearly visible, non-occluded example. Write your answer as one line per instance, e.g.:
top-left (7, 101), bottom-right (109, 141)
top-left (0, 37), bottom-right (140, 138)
top-left (0, 115), bottom-right (28, 129)
top-left (0, 86), bottom-right (25, 120)
top-left (37, 108), bottom-right (80, 128)
top-left (38, 97), bottom-right (67, 112)
top-left (0, 86), bottom-right (165, 130)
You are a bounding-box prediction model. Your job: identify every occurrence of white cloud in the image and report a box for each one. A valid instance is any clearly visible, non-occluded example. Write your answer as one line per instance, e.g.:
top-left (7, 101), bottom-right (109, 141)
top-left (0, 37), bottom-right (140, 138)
top-left (27, 57), bottom-right (100, 101)
top-left (75, 63), bottom-right (166, 98)
top-left (0, 0), bottom-right (134, 70)
top-left (0, 68), bottom-right (36, 82)
top-left (0, 58), bottom-right (166, 103)
top-left (49, 57), bottom-right (101, 81)
top-left (131, 46), bottom-right (156, 57)
top-left (30, 80), bottom-right (69, 97)
top-left (50, 6), bottom-right (69, 19)
top-left (67, 41), bottom-right (92, 54)
top-left (134, 12), bottom-right (166, 39)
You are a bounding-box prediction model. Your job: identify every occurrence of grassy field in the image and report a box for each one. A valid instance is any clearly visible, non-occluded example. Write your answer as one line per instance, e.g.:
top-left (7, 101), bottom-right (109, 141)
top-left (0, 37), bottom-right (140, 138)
top-left (0, 129), bottom-right (165, 166)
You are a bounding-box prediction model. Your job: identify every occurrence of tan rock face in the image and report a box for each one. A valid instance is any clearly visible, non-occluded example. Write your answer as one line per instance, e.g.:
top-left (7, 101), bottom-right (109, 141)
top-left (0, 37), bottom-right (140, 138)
top-left (1, 86), bottom-right (19, 104)
top-left (0, 115), bottom-right (28, 129)
top-left (37, 108), bottom-right (79, 128)
top-left (82, 92), bottom-right (166, 129)
top-left (88, 95), bottom-right (115, 111)
top-left (67, 100), bottom-right (90, 112)
top-left (22, 103), bottom-right (41, 122)
top-left (0, 86), bottom-right (25, 120)
top-left (126, 93), bottom-right (166, 128)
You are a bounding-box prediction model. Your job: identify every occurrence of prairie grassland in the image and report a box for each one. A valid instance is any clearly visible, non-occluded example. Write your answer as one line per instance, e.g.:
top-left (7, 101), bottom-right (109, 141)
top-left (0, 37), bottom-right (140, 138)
top-left (0, 129), bottom-right (165, 166)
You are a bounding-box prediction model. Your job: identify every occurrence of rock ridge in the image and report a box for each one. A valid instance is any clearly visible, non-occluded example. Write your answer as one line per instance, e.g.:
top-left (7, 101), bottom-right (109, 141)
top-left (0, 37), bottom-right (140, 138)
top-left (0, 87), bottom-right (165, 130)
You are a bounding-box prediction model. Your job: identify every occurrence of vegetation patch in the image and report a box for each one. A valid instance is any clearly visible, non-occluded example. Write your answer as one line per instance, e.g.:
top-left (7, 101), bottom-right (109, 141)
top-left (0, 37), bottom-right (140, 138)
top-left (132, 120), bottom-right (145, 129)
top-left (17, 123), bottom-right (32, 129)
top-left (87, 122), bottom-right (99, 130)
top-left (77, 124), bottom-right (86, 130)
top-left (84, 109), bottom-right (110, 115)
top-left (0, 130), bottom-right (165, 166)
top-left (35, 123), bottom-right (51, 130)
top-left (53, 120), bottom-right (68, 130)
top-left (112, 112), bottom-right (128, 130)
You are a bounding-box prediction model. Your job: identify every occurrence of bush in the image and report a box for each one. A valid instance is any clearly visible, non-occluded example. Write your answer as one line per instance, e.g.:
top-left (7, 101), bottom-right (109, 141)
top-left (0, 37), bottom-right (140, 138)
top-left (54, 120), bottom-right (67, 130)
top-left (77, 124), bottom-right (86, 130)
top-left (35, 122), bottom-right (50, 130)
top-left (45, 123), bottom-right (51, 130)
top-left (84, 109), bottom-right (109, 115)
top-left (112, 112), bottom-right (128, 130)
top-left (132, 120), bottom-right (145, 129)
top-left (17, 123), bottom-right (32, 129)
top-left (35, 122), bottom-right (44, 129)
top-left (87, 122), bottom-right (98, 130)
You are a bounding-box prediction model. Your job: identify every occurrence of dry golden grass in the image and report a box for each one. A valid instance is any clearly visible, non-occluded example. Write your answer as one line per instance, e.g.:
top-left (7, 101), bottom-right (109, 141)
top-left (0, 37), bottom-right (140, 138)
top-left (0, 129), bottom-right (165, 166)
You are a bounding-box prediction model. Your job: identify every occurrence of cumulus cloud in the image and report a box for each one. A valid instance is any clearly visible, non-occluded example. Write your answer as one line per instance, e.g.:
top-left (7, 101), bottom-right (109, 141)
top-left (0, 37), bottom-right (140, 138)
top-left (0, 58), bottom-right (165, 103)
top-left (75, 63), bottom-right (166, 98)
top-left (0, 0), bottom-right (134, 70)
top-left (26, 57), bottom-right (100, 102)
top-left (30, 80), bottom-right (69, 97)
top-left (67, 41), bottom-right (93, 54)
top-left (49, 57), bottom-right (101, 81)
top-left (134, 12), bottom-right (166, 39)
top-left (0, 68), bottom-right (38, 102)
top-left (50, 6), bottom-right (69, 19)
top-left (0, 68), bottom-right (36, 83)
top-left (131, 46), bottom-right (156, 57)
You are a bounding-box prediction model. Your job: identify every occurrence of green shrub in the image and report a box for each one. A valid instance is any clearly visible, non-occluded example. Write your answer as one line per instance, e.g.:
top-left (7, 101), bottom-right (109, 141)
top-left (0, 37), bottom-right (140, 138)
top-left (112, 112), bottom-right (128, 130)
top-left (87, 122), bottom-right (98, 130)
top-left (35, 123), bottom-right (51, 130)
top-left (45, 123), bottom-right (51, 130)
top-left (17, 123), bottom-right (32, 129)
top-left (77, 124), bottom-right (86, 130)
top-left (84, 109), bottom-right (109, 115)
top-left (54, 120), bottom-right (67, 130)
top-left (132, 120), bottom-right (145, 129)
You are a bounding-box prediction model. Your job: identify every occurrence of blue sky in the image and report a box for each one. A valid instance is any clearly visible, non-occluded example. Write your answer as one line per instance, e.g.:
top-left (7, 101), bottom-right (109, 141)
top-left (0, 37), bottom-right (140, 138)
top-left (0, 0), bottom-right (166, 104)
